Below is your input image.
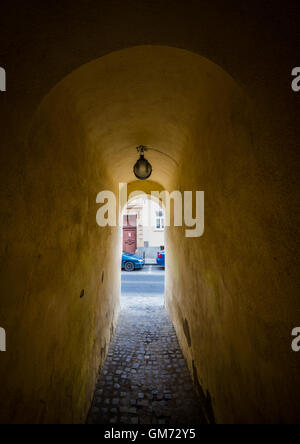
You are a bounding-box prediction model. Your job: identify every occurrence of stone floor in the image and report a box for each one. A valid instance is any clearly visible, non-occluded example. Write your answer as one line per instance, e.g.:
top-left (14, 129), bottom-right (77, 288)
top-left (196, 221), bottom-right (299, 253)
top-left (88, 268), bottom-right (206, 425)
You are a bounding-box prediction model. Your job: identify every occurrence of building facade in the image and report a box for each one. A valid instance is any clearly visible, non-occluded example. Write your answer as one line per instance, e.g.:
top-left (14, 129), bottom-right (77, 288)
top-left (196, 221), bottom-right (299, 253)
top-left (123, 198), bottom-right (165, 258)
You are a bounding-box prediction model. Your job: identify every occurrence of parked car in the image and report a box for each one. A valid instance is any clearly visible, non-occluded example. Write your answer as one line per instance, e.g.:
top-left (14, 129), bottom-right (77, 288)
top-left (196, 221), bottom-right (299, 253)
top-left (122, 252), bottom-right (145, 272)
top-left (156, 250), bottom-right (165, 267)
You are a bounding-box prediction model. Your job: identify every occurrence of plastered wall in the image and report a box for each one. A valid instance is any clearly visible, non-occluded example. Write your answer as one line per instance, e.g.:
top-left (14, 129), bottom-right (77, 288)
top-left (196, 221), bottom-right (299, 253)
top-left (165, 90), bottom-right (300, 424)
top-left (0, 80), bottom-right (121, 424)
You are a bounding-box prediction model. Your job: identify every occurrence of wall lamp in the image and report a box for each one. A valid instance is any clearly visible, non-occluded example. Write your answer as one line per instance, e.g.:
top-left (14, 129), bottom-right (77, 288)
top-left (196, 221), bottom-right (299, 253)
top-left (133, 145), bottom-right (180, 181)
top-left (133, 145), bottom-right (152, 180)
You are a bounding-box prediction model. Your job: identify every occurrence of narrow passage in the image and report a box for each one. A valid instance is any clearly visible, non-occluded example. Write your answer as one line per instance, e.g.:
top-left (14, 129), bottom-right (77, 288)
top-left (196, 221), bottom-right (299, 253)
top-left (88, 266), bottom-right (206, 424)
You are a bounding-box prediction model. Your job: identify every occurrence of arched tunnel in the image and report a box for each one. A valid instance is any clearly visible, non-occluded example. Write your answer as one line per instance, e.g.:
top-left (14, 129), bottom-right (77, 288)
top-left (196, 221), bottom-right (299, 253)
top-left (0, 1), bottom-right (299, 424)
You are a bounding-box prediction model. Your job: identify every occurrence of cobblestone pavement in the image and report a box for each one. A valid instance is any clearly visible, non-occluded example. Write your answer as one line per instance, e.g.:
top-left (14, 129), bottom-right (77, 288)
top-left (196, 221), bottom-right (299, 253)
top-left (88, 268), bottom-right (206, 425)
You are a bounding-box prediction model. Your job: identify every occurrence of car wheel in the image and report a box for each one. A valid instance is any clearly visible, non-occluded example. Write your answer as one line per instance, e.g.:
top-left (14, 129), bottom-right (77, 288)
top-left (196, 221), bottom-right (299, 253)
top-left (124, 261), bottom-right (135, 272)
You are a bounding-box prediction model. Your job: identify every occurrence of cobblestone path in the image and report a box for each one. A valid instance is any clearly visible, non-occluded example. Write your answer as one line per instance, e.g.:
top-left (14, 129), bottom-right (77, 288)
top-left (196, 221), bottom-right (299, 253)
top-left (88, 269), bottom-right (206, 425)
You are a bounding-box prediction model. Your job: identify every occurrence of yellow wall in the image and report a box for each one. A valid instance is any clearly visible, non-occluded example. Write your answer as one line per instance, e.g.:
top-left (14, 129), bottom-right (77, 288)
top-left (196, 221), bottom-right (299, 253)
top-left (166, 88), bottom-right (300, 423)
top-left (0, 76), bottom-right (122, 423)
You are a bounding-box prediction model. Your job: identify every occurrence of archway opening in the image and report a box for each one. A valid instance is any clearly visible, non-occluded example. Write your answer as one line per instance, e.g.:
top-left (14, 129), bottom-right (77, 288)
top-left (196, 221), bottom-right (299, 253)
top-left (25, 45), bottom-right (260, 424)
top-left (121, 194), bottom-right (166, 310)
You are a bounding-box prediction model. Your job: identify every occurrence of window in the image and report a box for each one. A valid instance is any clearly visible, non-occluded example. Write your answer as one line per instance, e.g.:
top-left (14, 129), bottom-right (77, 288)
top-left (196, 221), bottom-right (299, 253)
top-left (156, 210), bottom-right (165, 230)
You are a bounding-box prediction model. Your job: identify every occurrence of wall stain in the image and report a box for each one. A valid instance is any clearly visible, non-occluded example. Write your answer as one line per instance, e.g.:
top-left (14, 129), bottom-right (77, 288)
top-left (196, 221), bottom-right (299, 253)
top-left (38, 400), bottom-right (47, 424)
top-left (100, 338), bottom-right (107, 361)
top-left (183, 318), bottom-right (192, 348)
top-left (192, 360), bottom-right (216, 424)
top-left (110, 323), bottom-right (115, 343)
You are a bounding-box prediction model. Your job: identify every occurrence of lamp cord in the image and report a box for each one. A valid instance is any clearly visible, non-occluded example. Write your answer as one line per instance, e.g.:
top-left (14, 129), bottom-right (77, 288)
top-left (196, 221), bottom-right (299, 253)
top-left (137, 145), bottom-right (179, 167)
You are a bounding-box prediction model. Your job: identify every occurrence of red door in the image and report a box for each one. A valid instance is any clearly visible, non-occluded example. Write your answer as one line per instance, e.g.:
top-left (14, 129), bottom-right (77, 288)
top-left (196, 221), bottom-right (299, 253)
top-left (123, 215), bottom-right (137, 254)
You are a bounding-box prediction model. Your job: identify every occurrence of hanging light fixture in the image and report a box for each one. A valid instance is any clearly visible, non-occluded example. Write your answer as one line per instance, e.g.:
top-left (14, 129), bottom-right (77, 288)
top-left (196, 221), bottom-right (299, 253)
top-left (133, 145), bottom-right (152, 180)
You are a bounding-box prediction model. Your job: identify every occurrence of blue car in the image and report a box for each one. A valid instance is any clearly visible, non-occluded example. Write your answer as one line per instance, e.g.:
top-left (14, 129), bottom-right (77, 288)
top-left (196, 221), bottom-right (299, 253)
top-left (122, 252), bottom-right (145, 272)
top-left (156, 250), bottom-right (165, 267)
